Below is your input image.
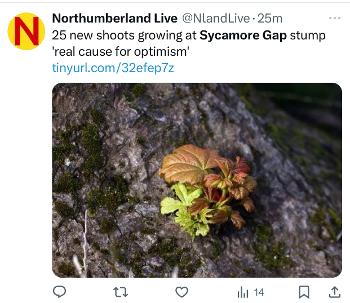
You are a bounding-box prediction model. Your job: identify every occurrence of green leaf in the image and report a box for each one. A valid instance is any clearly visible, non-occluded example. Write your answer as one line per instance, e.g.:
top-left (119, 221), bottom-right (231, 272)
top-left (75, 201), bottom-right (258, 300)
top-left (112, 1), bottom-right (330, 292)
top-left (171, 183), bottom-right (202, 206)
top-left (195, 223), bottom-right (210, 236)
top-left (171, 183), bottom-right (188, 204)
top-left (174, 207), bottom-right (211, 238)
top-left (175, 208), bottom-right (196, 237)
top-left (187, 188), bottom-right (203, 203)
top-left (160, 197), bottom-right (183, 214)
top-left (199, 208), bottom-right (213, 224)
top-left (175, 207), bottom-right (193, 226)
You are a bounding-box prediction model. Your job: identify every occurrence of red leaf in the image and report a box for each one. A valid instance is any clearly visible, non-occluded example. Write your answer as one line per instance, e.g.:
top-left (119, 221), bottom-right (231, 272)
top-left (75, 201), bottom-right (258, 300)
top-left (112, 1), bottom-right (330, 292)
top-left (159, 145), bottom-right (222, 185)
top-left (242, 197), bottom-right (256, 213)
top-left (188, 198), bottom-right (209, 216)
top-left (231, 211), bottom-right (246, 229)
top-left (233, 156), bottom-right (250, 174)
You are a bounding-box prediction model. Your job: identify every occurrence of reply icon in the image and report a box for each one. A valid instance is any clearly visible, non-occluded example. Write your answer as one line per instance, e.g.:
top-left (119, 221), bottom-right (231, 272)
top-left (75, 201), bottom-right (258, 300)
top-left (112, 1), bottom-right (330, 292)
top-left (53, 285), bottom-right (66, 298)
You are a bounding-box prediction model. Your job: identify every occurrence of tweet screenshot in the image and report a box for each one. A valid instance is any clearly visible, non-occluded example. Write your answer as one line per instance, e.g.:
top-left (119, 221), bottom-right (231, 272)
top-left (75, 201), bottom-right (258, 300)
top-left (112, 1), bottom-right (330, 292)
top-left (0, 0), bottom-right (348, 302)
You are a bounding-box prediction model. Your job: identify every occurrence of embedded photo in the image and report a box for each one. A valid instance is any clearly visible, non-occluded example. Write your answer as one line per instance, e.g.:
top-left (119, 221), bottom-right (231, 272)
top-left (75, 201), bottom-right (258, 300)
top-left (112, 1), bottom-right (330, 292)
top-left (52, 83), bottom-right (341, 278)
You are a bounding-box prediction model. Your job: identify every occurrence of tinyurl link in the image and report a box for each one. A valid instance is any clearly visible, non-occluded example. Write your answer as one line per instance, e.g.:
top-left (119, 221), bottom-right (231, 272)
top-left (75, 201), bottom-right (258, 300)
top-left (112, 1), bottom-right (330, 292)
top-left (52, 62), bottom-right (175, 75)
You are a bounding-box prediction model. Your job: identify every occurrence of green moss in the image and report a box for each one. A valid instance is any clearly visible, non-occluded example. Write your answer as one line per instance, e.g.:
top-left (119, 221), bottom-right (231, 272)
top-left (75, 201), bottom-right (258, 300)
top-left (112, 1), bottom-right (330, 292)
top-left (57, 262), bottom-right (75, 277)
top-left (111, 245), bottom-right (128, 264)
top-left (150, 238), bottom-right (201, 277)
top-left (266, 124), bottom-right (289, 153)
top-left (113, 175), bottom-right (129, 198)
top-left (256, 224), bottom-right (273, 242)
top-left (53, 128), bottom-right (76, 164)
top-left (140, 226), bottom-right (156, 235)
top-left (82, 154), bottom-right (104, 177)
top-left (136, 136), bottom-right (146, 145)
top-left (90, 109), bottom-right (105, 126)
top-left (103, 188), bottom-right (123, 212)
top-left (189, 84), bottom-right (203, 99)
top-left (264, 242), bottom-right (291, 270)
top-left (266, 122), bottom-right (340, 176)
top-left (242, 266), bottom-right (255, 274)
top-left (110, 235), bottom-right (201, 277)
top-left (86, 189), bottom-right (103, 216)
top-left (293, 155), bottom-right (310, 168)
top-left (130, 252), bottom-right (145, 277)
top-left (241, 96), bottom-right (268, 116)
top-left (328, 208), bottom-right (341, 230)
top-left (99, 218), bottom-right (117, 234)
top-left (253, 224), bottom-right (293, 271)
top-left (156, 238), bottom-right (180, 267)
top-left (211, 240), bottom-right (222, 260)
top-left (234, 258), bottom-right (256, 275)
top-left (131, 84), bottom-right (146, 97)
top-left (127, 195), bottom-right (141, 204)
top-left (174, 137), bottom-right (189, 148)
top-left (236, 83), bottom-right (253, 98)
top-left (100, 248), bottom-right (110, 256)
top-left (237, 84), bottom-right (268, 116)
top-left (198, 113), bottom-right (214, 138)
top-left (91, 242), bottom-right (101, 251)
top-left (81, 123), bottom-right (104, 176)
top-left (53, 228), bottom-right (59, 242)
top-left (266, 124), bottom-right (308, 154)
top-left (311, 207), bottom-right (326, 225)
top-left (175, 87), bottom-right (186, 98)
top-left (122, 84), bottom-right (147, 104)
top-left (123, 91), bottom-right (134, 103)
top-left (54, 201), bottom-right (74, 218)
top-left (111, 239), bottom-right (146, 276)
top-left (53, 172), bottom-right (81, 193)
top-left (178, 252), bottom-right (202, 277)
top-left (265, 123), bottom-right (337, 179)
top-left (311, 207), bottom-right (341, 241)
top-left (103, 176), bottom-right (129, 212)
top-left (86, 175), bottom-right (129, 215)
top-left (266, 124), bottom-right (282, 136)
top-left (82, 124), bottom-right (101, 153)
top-left (241, 96), bottom-right (255, 112)
top-left (53, 145), bottom-right (72, 164)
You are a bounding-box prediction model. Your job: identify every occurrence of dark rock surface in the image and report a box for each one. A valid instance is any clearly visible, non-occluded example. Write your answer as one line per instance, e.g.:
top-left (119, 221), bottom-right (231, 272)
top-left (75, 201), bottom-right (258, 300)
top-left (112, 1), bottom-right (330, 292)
top-left (52, 83), bottom-right (341, 278)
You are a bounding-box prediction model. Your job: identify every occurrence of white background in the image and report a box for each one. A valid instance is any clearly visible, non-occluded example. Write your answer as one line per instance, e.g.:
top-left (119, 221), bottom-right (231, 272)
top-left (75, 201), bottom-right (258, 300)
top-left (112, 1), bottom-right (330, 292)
top-left (0, 2), bottom-right (348, 302)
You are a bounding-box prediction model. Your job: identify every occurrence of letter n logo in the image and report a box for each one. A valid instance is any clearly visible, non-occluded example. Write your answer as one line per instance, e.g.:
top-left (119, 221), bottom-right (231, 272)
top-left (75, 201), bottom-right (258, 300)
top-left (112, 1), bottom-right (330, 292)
top-left (8, 12), bottom-right (45, 50)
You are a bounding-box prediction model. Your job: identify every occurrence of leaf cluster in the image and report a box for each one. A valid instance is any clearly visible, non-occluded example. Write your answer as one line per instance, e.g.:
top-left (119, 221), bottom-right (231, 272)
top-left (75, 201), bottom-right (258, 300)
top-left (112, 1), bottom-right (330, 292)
top-left (159, 144), bottom-right (257, 238)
